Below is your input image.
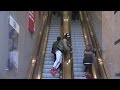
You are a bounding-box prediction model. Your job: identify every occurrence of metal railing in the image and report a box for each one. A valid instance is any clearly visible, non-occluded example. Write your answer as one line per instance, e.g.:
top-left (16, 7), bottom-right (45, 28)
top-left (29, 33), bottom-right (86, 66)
top-left (36, 11), bottom-right (52, 79)
top-left (28, 11), bottom-right (51, 79)
top-left (82, 11), bottom-right (108, 79)
top-left (79, 11), bottom-right (98, 79)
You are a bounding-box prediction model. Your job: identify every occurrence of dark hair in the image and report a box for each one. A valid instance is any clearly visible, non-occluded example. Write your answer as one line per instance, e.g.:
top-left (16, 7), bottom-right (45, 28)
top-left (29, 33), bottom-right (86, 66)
top-left (57, 37), bottom-right (61, 41)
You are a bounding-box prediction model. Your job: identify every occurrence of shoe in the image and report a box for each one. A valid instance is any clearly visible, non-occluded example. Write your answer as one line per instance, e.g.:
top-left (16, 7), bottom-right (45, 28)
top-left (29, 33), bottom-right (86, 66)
top-left (50, 68), bottom-right (54, 75)
top-left (53, 68), bottom-right (57, 75)
top-left (50, 68), bottom-right (57, 76)
top-left (82, 72), bottom-right (87, 77)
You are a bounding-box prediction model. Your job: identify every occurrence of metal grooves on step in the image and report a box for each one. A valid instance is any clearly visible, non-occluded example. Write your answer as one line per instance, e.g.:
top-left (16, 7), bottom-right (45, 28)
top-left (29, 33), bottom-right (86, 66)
top-left (71, 20), bottom-right (86, 79)
top-left (41, 15), bottom-right (61, 79)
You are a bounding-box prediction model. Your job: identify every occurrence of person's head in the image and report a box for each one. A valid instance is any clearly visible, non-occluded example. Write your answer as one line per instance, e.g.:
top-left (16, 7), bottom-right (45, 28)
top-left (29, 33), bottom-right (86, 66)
top-left (64, 33), bottom-right (70, 39)
top-left (57, 36), bottom-right (61, 41)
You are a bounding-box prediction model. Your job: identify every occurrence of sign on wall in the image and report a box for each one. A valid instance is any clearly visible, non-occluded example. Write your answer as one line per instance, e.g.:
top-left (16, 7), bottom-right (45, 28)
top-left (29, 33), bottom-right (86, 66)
top-left (6, 15), bottom-right (19, 72)
top-left (9, 15), bottom-right (19, 33)
top-left (28, 11), bottom-right (35, 33)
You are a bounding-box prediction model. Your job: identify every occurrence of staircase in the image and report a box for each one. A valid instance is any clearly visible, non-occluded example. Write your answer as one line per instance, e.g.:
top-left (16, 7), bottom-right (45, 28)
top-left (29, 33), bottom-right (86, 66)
top-left (71, 20), bottom-right (86, 79)
top-left (42, 15), bottom-right (61, 79)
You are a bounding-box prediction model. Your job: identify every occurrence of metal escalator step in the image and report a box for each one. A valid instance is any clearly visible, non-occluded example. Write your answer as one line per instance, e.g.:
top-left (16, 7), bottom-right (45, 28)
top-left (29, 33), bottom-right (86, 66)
top-left (45, 53), bottom-right (54, 58)
top-left (43, 65), bottom-right (53, 69)
top-left (48, 33), bottom-right (60, 36)
top-left (42, 78), bottom-right (60, 79)
top-left (44, 61), bottom-right (54, 65)
top-left (42, 73), bottom-right (60, 78)
top-left (73, 68), bottom-right (84, 72)
top-left (42, 16), bottom-right (61, 79)
top-left (71, 37), bottom-right (84, 39)
top-left (73, 60), bottom-right (83, 64)
top-left (74, 77), bottom-right (86, 79)
top-left (73, 64), bottom-right (84, 68)
top-left (73, 54), bottom-right (84, 57)
top-left (72, 45), bottom-right (85, 47)
top-left (43, 69), bottom-right (60, 73)
top-left (45, 57), bottom-right (53, 61)
top-left (74, 72), bottom-right (84, 77)
top-left (72, 48), bottom-right (85, 51)
top-left (47, 38), bottom-right (58, 41)
top-left (72, 50), bottom-right (84, 52)
top-left (73, 57), bottom-right (84, 60)
top-left (72, 41), bottom-right (84, 43)
top-left (72, 47), bottom-right (85, 49)
top-left (73, 59), bottom-right (83, 63)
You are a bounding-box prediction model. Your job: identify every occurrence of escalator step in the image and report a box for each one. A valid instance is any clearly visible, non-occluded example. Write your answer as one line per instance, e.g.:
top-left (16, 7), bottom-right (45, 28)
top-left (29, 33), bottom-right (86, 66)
top-left (74, 72), bottom-right (84, 77)
top-left (73, 68), bottom-right (84, 72)
top-left (42, 73), bottom-right (60, 78)
top-left (44, 61), bottom-right (54, 65)
top-left (74, 77), bottom-right (86, 79)
top-left (73, 64), bottom-right (84, 68)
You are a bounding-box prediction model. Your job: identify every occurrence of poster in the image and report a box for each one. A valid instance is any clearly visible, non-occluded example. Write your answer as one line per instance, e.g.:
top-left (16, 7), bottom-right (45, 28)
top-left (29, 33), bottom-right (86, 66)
top-left (6, 15), bottom-right (19, 71)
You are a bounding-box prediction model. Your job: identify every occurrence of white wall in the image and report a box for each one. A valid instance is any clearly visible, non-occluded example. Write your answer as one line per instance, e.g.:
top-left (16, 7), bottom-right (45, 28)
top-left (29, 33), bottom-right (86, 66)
top-left (0, 11), bottom-right (41, 79)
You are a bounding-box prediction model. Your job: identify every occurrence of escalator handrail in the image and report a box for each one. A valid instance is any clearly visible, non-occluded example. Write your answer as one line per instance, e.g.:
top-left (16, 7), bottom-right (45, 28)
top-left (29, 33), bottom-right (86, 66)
top-left (85, 11), bottom-right (108, 79)
top-left (36, 12), bottom-right (52, 79)
top-left (79, 11), bottom-right (98, 79)
top-left (28, 11), bottom-right (51, 79)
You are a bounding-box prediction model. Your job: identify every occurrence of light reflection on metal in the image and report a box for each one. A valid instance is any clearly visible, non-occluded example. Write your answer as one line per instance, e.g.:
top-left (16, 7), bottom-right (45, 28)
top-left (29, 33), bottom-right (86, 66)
top-left (85, 35), bottom-right (87, 39)
top-left (94, 74), bottom-right (97, 79)
top-left (64, 19), bottom-right (68, 21)
top-left (98, 58), bottom-right (103, 65)
top-left (32, 59), bottom-right (36, 64)
top-left (68, 59), bottom-right (70, 63)
top-left (37, 74), bottom-right (40, 79)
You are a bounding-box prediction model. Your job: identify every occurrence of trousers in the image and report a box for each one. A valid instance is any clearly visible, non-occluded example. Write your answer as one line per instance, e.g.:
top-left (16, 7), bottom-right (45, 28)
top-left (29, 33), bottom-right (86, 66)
top-left (53, 50), bottom-right (62, 69)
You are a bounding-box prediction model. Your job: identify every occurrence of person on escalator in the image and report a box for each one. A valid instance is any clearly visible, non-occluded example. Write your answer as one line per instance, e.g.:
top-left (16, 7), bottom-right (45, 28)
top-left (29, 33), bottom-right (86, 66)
top-left (62, 33), bottom-right (71, 57)
top-left (51, 36), bottom-right (64, 75)
top-left (83, 44), bottom-right (96, 78)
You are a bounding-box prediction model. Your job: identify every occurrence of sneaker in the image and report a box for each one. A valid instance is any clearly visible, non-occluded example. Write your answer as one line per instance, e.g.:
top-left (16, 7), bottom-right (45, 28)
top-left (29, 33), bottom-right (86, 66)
top-left (50, 68), bottom-right (56, 76)
top-left (50, 68), bottom-right (54, 74)
top-left (53, 68), bottom-right (57, 75)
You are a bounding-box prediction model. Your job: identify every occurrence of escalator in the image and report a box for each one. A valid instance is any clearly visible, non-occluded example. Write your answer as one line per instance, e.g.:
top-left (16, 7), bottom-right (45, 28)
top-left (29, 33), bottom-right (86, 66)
top-left (41, 15), bottom-right (61, 79)
top-left (71, 20), bottom-right (86, 79)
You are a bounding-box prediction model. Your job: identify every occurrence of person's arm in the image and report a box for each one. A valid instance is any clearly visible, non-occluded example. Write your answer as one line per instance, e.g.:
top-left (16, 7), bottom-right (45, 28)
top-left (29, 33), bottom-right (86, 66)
top-left (62, 39), bottom-right (70, 51)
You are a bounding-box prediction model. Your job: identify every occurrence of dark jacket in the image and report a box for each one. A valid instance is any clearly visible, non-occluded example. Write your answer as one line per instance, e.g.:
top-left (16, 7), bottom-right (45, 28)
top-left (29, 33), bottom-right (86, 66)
top-left (83, 48), bottom-right (93, 64)
top-left (51, 40), bottom-right (64, 54)
top-left (51, 41), bottom-right (60, 54)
